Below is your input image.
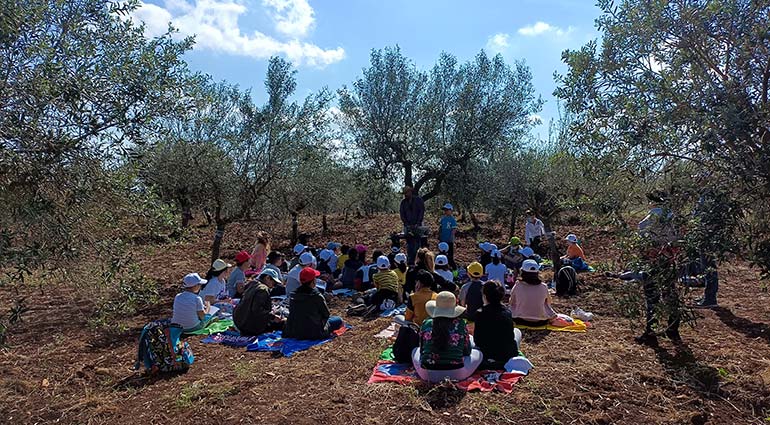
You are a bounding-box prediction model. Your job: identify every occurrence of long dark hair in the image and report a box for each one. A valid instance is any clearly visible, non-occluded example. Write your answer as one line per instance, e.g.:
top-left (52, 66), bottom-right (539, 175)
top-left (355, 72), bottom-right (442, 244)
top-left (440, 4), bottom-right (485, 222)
top-left (483, 280), bottom-right (504, 304)
top-left (521, 271), bottom-right (541, 285)
top-left (205, 268), bottom-right (225, 280)
top-left (431, 317), bottom-right (454, 351)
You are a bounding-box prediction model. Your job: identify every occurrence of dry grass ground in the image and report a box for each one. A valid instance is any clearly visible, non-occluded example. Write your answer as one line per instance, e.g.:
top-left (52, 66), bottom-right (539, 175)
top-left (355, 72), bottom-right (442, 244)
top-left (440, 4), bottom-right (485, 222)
top-left (1, 213), bottom-right (769, 424)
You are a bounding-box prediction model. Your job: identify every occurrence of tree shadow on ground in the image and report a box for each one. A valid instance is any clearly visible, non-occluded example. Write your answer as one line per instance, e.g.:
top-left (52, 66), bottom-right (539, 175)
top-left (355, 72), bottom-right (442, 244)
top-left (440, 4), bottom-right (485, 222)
top-left (521, 330), bottom-right (550, 345)
top-left (113, 369), bottom-right (189, 391)
top-left (414, 379), bottom-right (466, 410)
top-left (713, 306), bottom-right (770, 346)
top-left (651, 340), bottom-right (722, 397)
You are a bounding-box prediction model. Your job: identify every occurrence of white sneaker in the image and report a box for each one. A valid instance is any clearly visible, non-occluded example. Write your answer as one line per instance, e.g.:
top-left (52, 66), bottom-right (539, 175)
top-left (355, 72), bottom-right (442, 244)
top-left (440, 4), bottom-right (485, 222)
top-left (571, 307), bottom-right (594, 322)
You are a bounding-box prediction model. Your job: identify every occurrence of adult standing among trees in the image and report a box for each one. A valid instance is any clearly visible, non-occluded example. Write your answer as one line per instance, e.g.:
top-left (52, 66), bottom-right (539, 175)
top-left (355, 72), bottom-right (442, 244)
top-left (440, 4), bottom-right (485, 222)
top-left (524, 210), bottom-right (547, 256)
top-left (400, 187), bottom-right (425, 265)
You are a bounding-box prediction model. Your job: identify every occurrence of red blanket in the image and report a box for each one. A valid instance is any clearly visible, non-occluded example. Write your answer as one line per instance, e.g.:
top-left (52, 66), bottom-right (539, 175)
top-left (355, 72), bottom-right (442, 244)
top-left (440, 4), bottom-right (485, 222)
top-left (367, 361), bottom-right (524, 393)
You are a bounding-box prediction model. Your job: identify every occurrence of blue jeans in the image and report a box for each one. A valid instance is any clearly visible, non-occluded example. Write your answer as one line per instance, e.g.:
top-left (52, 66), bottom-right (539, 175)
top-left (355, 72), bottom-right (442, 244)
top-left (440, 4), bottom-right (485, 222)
top-left (327, 316), bottom-right (343, 333)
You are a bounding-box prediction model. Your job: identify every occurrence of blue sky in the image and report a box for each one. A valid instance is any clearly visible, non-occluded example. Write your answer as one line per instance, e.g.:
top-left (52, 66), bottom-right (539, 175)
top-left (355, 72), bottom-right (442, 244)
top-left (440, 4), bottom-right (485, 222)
top-left (133, 0), bottom-right (602, 139)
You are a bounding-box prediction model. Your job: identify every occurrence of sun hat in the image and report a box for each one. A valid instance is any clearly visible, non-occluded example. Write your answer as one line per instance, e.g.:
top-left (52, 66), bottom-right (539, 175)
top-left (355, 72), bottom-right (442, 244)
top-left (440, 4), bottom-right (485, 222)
top-left (438, 242), bottom-right (449, 253)
top-left (299, 267), bottom-right (321, 284)
top-left (391, 246), bottom-right (400, 253)
top-left (327, 242), bottom-right (341, 250)
top-left (478, 242), bottom-right (492, 252)
top-left (521, 259), bottom-right (540, 273)
top-left (491, 249), bottom-right (502, 259)
top-left (467, 262), bottom-right (484, 278)
top-left (518, 246), bottom-right (535, 257)
top-left (435, 255), bottom-right (449, 266)
top-left (425, 291), bottom-right (466, 319)
top-left (376, 255), bottom-right (391, 270)
top-left (211, 259), bottom-right (232, 272)
top-left (299, 252), bottom-right (316, 266)
top-left (355, 244), bottom-right (367, 254)
top-left (509, 236), bottom-right (521, 246)
top-left (183, 273), bottom-right (207, 288)
top-left (565, 234), bottom-right (578, 244)
top-left (442, 203), bottom-right (453, 211)
top-left (235, 251), bottom-right (252, 264)
top-left (394, 253), bottom-right (407, 264)
top-left (258, 268), bottom-right (281, 284)
top-left (293, 243), bottom-right (306, 255)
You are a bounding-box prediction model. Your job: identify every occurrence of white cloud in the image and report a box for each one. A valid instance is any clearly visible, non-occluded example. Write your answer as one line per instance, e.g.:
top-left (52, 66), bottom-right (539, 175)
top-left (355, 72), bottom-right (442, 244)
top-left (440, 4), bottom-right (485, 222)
top-left (486, 33), bottom-right (510, 54)
top-left (262, 0), bottom-right (314, 38)
top-left (131, 0), bottom-right (345, 67)
top-left (517, 21), bottom-right (574, 39)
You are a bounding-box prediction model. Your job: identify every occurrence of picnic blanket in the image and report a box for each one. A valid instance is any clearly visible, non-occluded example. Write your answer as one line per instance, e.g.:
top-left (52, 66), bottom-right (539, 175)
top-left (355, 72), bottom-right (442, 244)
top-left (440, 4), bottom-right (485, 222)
top-left (379, 304), bottom-right (406, 318)
top-left (513, 318), bottom-right (589, 333)
top-left (200, 330), bottom-right (257, 347)
top-left (374, 323), bottom-right (399, 339)
top-left (368, 347), bottom-right (532, 393)
top-left (184, 319), bottom-right (234, 335)
top-left (245, 325), bottom-right (350, 357)
top-left (331, 288), bottom-right (358, 297)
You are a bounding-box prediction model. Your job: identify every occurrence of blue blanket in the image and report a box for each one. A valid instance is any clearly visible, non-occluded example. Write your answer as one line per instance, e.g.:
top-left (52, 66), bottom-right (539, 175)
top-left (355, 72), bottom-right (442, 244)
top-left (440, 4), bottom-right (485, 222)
top-left (379, 304), bottom-right (406, 318)
top-left (331, 288), bottom-right (358, 297)
top-left (245, 325), bottom-right (351, 357)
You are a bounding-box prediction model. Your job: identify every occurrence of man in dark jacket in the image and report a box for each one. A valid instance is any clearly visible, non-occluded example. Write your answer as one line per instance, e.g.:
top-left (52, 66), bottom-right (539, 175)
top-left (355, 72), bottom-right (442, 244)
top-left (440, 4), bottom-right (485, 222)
top-left (400, 186), bottom-right (425, 265)
top-left (233, 269), bottom-right (284, 336)
top-left (284, 268), bottom-right (343, 340)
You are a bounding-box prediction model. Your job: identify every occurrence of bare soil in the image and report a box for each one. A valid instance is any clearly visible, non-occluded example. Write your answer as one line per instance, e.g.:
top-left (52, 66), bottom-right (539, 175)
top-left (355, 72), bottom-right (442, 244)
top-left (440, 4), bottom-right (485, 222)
top-left (1, 213), bottom-right (769, 424)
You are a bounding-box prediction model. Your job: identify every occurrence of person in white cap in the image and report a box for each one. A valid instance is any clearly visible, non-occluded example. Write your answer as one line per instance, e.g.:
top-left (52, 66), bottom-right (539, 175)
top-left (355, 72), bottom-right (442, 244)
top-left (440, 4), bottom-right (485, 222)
top-left (285, 252), bottom-right (315, 298)
top-left (438, 203), bottom-right (457, 268)
top-left (200, 259), bottom-right (232, 303)
top-left (393, 252), bottom-right (409, 290)
top-left (509, 260), bottom-right (557, 327)
top-left (434, 254), bottom-right (454, 283)
top-left (287, 243), bottom-right (307, 269)
top-left (172, 273), bottom-right (212, 333)
top-left (365, 256), bottom-right (402, 315)
top-left (485, 249), bottom-right (508, 284)
top-left (561, 234), bottom-right (586, 261)
top-left (412, 291), bottom-right (483, 383)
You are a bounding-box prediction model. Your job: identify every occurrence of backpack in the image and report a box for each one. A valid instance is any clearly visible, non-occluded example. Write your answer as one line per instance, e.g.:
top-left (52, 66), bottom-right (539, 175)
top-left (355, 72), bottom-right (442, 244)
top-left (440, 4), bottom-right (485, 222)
top-left (555, 266), bottom-right (578, 296)
top-left (392, 325), bottom-right (420, 363)
top-left (135, 319), bottom-right (194, 374)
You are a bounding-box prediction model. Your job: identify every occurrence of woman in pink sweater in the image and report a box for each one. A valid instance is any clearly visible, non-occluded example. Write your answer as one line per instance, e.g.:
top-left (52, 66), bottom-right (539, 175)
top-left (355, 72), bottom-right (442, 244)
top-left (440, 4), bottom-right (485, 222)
top-left (509, 260), bottom-right (557, 326)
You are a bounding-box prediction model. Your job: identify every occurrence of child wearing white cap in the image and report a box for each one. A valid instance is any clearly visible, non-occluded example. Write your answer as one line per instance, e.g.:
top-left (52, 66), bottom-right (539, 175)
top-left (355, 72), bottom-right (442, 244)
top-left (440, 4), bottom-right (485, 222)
top-left (172, 273), bottom-right (213, 333)
top-left (369, 256), bottom-right (402, 310)
top-left (434, 254), bottom-right (454, 283)
top-left (561, 234), bottom-right (586, 261)
top-left (509, 260), bottom-right (557, 326)
top-left (200, 259), bottom-right (232, 303)
top-left (285, 252), bottom-right (316, 298)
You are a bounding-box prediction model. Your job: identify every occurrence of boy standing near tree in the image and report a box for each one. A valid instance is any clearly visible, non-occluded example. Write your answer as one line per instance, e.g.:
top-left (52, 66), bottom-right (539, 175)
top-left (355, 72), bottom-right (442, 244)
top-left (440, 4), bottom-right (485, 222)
top-left (438, 203), bottom-right (458, 269)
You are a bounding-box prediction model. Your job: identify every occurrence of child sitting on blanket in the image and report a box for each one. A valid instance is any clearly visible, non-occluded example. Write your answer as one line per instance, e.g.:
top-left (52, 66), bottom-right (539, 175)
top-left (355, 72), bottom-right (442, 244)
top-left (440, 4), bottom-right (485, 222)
top-left (485, 249), bottom-right (507, 285)
top-left (233, 268), bottom-right (285, 336)
top-left (401, 270), bottom-right (437, 326)
top-left (172, 273), bottom-right (213, 333)
top-left (561, 234), bottom-right (586, 261)
top-left (201, 259), bottom-right (232, 303)
top-left (474, 280), bottom-right (522, 369)
top-left (336, 245), bottom-right (350, 274)
top-left (459, 262), bottom-right (485, 321)
top-left (412, 291), bottom-right (483, 383)
top-left (509, 260), bottom-right (557, 326)
top-left (369, 256), bottom-right (402, 310)
top-left (340, 249), bottom-right (363, 289)
top-left (392, 253), bottom-right (408, 289)
top-left (283, 268), bottom-right (343, 340)
top-left (434, 255), bottom-right (454, 283)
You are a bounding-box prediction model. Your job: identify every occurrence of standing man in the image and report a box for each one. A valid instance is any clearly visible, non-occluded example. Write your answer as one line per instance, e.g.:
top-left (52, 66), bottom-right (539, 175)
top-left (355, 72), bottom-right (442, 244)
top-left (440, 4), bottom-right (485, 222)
top-left (438, 203), bottom-right (458, 269)
top-left (400, 186), bottom-right (425, 265)
top-left (524, 210), bottom-right (547, 256)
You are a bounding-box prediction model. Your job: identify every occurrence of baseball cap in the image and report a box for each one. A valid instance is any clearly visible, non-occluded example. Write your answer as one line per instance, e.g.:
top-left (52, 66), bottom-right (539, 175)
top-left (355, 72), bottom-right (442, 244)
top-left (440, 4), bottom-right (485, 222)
top-left (467, 262), bottom-right (483, 278)
top-left (509, 236), bottom-right (521, 246)
top-left (391, 246), bottom-right (400, 253)
top-left (442, 203), bottom-right (453, 211)
top-left (521, 259), bottom-right (540, 273)
top-left (435, 255), bottom-right (449, 266)
top-left (518, 246), bottom-right (535, 257)
top-left (376, 255), bottom-right (391, 270)
top-left (211, 258), bottom-right (232, 272)
top-left (234, 250), bottom-right (251, 264)
top-left (258, 268), bottom-right (281, 284)
top-left (293, 243), bottom-right (306, 255)
top-left (299, 252), bottom-right (316, 266)
top-left (438, 242), bottom-right (449, 252)
top-left (565, 234), bottom-right (578, 243)
top-left (319, 249), bottom-right (333, 262)
top-left (394, 253), bottom-right (407, 264)
top-left (183, 273), bottom-right (207, 288)
top-left (327, 242), bottom-right (341, 250)
top-left (299, 267), bottom-right (321, 284)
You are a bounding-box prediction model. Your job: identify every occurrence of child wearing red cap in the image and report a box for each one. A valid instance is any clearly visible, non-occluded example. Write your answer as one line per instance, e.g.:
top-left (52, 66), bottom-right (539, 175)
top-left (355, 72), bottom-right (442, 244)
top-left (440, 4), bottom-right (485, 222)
top-left (283, 268), bottom-right (343, 340)
top-left (227, 250), bottom-right (252, 298)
